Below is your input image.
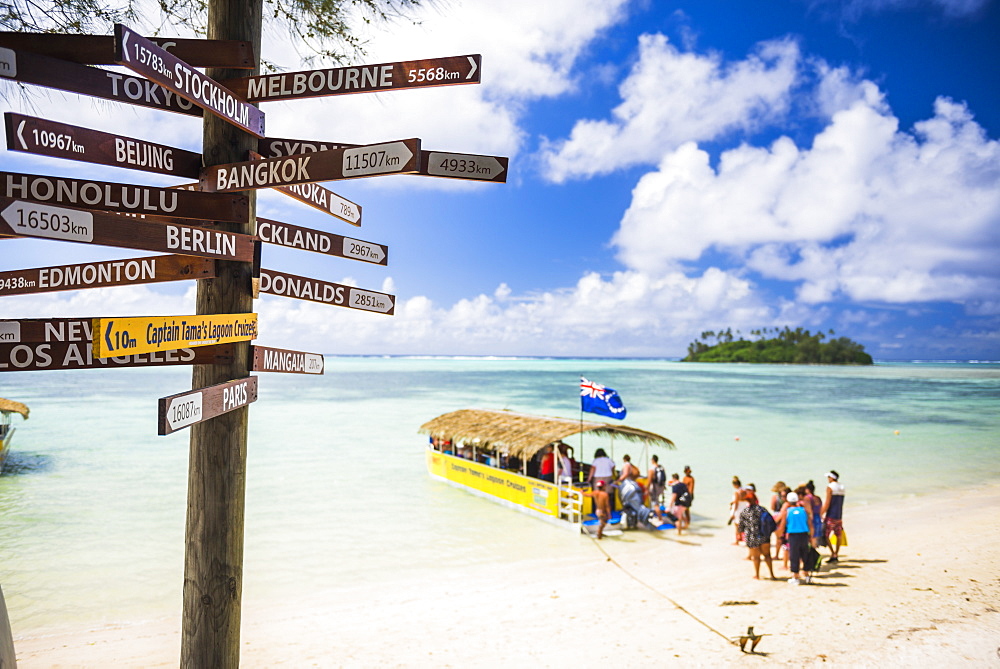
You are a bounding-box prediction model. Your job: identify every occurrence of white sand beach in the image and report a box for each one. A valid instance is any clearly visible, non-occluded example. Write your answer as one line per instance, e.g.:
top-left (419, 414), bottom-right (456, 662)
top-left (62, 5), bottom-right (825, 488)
top-left (11, 481), bottom-right (1000, 667)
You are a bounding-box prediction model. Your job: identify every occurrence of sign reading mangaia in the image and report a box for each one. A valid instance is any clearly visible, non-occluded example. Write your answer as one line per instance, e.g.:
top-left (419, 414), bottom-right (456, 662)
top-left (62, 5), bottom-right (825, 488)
top-left (91, 313), bottom-right (258, 358)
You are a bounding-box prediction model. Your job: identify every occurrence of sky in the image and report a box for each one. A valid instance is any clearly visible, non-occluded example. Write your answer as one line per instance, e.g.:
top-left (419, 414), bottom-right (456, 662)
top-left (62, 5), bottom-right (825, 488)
top-left (1, 0), bottom-right (998, 360)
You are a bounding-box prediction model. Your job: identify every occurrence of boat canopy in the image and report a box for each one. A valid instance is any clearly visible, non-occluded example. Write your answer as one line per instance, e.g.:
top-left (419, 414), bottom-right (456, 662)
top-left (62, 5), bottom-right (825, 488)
top-left (0, 398), bottom-right (29, 419)
top-left (419, 409), bottom-right (674, 460)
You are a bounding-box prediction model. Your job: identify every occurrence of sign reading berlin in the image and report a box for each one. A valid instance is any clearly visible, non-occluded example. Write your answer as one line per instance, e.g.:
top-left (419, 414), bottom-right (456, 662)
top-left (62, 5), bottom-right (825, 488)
top-left (113, 24), bottom-right (265, 137)
top-left (91, 313), bottom-right (258, 358)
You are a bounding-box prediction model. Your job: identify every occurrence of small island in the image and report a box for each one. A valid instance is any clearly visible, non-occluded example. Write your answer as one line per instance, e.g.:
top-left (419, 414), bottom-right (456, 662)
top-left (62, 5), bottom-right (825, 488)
top-left (683, 327), bottom-right (873, 364)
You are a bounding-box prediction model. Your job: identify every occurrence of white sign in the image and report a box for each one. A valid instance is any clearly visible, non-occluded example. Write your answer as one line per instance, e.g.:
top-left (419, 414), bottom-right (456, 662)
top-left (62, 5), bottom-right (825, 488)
top-left (0, 47), bottom-right (15, 78)
top-left (342, 237), bottom-right (385, 263)
top-left (0, 321), bottom-right (20, 343)
top-left (166, 391), bottom-right (203, 432)
top-left (342, 141), bottom-right (414, 177)
top-left (426, 152), bottom-right (506, 181)
top-left (348, 288), bottom-right (394, 313)
top-left (1, 200), bottom-right (94, 242)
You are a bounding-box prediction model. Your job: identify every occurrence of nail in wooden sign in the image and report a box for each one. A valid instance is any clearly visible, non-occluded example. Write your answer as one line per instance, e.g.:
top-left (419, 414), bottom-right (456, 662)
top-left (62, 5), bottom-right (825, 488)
top-left (0, 198), bottom-right (255, 262)
top-left (0, 254), bottom-right (216, 296)
top-left (0, 32), bottom-right (254, 68)
top-left (258, 269), bottom-right (395, 315)
top-left (158, 376), bottom-right (258, 435)
top-left (0, 45), bottom-right (202, 118)
top-left (113, 24), bottom-right (265, 137)
top-left (251, 345), bottom-right (324, 374)
top-left (202, 139), bottom-right (420, 192)
top-left (4, 112), bottom-right (202, 179)
top-left (91, 313), bottom-right (258, 358)
top-left (225, 54), bottom-right (481, 102)
top-left (257, 218), bottom-right (386, 265)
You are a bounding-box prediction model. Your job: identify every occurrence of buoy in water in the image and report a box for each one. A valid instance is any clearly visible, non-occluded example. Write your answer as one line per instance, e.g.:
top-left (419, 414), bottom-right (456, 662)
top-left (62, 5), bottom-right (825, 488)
top-left (894, 430), bottom-right (900, 435)
top-left (734, 436), bottom-right (741, 441)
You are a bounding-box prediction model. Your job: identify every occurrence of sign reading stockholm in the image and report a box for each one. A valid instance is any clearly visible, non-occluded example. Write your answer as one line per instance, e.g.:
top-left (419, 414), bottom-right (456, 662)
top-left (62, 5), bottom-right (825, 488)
top-left (91, 313), bottom-right (258, 358)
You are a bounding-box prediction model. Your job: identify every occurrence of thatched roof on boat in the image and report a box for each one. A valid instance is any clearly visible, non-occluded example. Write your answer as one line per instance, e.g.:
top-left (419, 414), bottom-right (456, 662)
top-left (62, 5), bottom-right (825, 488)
top-left (419, 409), bottom-right (674, 459)
top-left (0, 398), bottom-right (29, 419)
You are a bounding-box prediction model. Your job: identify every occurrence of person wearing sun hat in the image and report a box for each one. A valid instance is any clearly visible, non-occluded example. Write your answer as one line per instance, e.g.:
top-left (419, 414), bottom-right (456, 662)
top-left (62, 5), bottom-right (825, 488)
top-left (821, 470), bottom-right (847, 563)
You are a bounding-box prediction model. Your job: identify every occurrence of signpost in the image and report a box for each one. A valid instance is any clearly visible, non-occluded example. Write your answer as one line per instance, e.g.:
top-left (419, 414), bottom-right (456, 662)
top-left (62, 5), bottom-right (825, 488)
top-left (201, 138), bottom-right (421, 192)
top-left (91, 312), bottom-right (258, 358)
top-left (0, 32), bottom-right (253, 68)
top-left (259, 268), bottom-right (395, 314)
top-left (158, 376), bottom-right (258, 435)
top-left (273, 182), bottom-right (361, 227)
top-left (251, 345), bottom-right (324, 374)
top-left (113, 24), bottom-right (265, 138)
top-left (0, 254), bottom-right (216, 296)
top-left (0, 198), bottom-right (256, 262)
top-left (225, 54), bottom-right (481, 102)
top-left (5, 112), bottom-right (202, 178)
top-left (257, 218), bottom-right (386, 265)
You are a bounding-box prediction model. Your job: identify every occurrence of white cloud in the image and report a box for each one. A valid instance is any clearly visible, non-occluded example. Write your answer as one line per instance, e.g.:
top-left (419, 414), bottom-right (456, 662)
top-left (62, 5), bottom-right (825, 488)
top-left (540, 34), bottom-right (802, 182)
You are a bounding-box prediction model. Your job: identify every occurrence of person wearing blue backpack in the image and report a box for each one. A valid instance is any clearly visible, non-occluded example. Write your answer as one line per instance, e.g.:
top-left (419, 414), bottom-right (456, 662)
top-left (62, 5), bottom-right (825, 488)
top-left (776, 491), bottom-right (816, 585)
top-left (738, 492), bottom-right (777, 580)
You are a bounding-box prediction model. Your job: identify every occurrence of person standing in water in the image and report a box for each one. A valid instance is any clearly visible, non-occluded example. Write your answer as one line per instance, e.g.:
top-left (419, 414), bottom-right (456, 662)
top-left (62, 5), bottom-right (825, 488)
top-left (821, 470), bottom-right (846, 563)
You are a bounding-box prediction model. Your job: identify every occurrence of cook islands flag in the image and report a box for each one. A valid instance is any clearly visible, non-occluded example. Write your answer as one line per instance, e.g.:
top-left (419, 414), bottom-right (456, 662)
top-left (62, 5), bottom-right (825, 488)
top-left (580, 377), bottom-right (627, 420)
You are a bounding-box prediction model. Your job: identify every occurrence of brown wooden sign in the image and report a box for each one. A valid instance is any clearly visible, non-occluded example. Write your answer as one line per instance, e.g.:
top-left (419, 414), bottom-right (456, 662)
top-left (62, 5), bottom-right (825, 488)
top-left (225, 54), bottom-right (481, 102)
top-left (202, 139), bottom-right (421, 192)
top-left (259, 268), bottom-right (395, 315)
top-left (274, 183), bottom-right (362, 227)
top-left (251, 345), bottom-right (324, 374)
top-left (0, 46), bottom-right (202, 118)
top-left (259, 136), bottom-right (508, 183)
top-left (257, 218), bottom-right (386, 265)
top-left (0, 340), bottom-right (234, 372)
top-left (0, 32), bottom-right (253, 68)
top-left (4, 112), bottom-right (202, 179)
top-left (114, 24), bottom-right (265, 137)
top-left (0, 198), bottom-right (255, 262)
top-left (0, 254), bottom-right (216, 296)
top-left (0, 171), bottom-right (248, 221)
top-left (158, 376), bottom-right (258, 435)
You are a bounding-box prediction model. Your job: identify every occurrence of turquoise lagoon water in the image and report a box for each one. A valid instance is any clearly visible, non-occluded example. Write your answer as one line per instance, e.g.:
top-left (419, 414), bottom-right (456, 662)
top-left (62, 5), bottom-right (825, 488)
top-left (1, 358), bottom-right (998, 632)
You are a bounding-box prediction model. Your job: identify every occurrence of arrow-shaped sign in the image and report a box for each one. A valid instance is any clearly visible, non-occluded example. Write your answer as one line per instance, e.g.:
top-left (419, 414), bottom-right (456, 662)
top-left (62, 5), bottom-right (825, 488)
top-left (257, 218), bottom-right (387, 265)
top-left (258, 269), bottom-right (395, 315)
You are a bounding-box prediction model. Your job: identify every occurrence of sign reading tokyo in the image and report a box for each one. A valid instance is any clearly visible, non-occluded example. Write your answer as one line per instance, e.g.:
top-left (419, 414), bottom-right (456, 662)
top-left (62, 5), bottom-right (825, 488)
top-left (91, 313), bottom-right (258, 358)
top-left (113, 24), bottom-right (265, 137)
top-left (158, 376), bottom-right (258, 435)
top-left (4, 112), bottom-right (202, 179)
top-left (226, 54), bottom-right (481, 102)
top-left (0, 254), bottom-right (216, 296)
top-left (201, 139), bottom-right (421, 192)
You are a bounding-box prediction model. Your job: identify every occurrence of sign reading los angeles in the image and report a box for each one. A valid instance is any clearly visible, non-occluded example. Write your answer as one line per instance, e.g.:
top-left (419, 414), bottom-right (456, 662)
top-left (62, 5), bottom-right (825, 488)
top-left (201, 139), bottom-right (421, 192)
top-left (5, 112), bottom-right (202, 179)
top-left (259, 269), bottom-right (394, 315)
top-left (0, 198), bottom-right (255, 262)
top-left (257, 218), bottom-right (386, 265)
top-left (225, 54), bottom-right (481, 102)
top-left (0, 254), bottom-right (216, 296)
top-left (158, 376), bottom-right (258, 435)
top-left (113, 24), bottom-right (265, 137)
top-left (91, 313), bottom-right (258, 358)
top-left (251, 345), bottom-right (324, 375)
top-left (0, 32), bottom-right (253, 68)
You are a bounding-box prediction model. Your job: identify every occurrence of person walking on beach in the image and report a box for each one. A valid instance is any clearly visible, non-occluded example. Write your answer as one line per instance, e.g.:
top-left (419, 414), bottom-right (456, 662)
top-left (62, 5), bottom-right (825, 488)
top-left (729, 476), bottom-right (750, 544)
top-left (776, 491), bottom-right (815, 584)
top-left (584, 480), bottom-right (612, 539)
top-left (668, 473), bottom-right (691, 534)
top-left (738, 492), bottom-right (777, 580)
top-left (647, 454), bottom-right (666, 520)
top-left (821, 470), bottom-right (847, 563)
top-left (682, 465), bottom-right (696, 523)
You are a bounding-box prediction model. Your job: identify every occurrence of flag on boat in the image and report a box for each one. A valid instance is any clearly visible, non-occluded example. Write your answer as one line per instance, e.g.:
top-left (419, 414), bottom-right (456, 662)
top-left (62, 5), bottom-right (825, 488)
top-left (580, 377), bottom-right (626, 420)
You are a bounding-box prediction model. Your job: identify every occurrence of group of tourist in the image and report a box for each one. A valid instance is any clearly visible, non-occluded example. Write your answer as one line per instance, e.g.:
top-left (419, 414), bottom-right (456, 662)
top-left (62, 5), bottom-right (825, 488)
top-left (731, 471), bottom-right (847, 583)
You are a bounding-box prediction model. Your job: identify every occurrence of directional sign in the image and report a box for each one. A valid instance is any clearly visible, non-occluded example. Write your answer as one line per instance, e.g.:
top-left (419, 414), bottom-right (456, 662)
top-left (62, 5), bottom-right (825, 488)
top-left (0, 171), bottom-right (248, 221)
top-left (114, 24), bottom-right (265, 137)
top-left (0, 46), bottom-right (202, 118)
top-left (274, 183), bottom-right (361, 227)
top-left (201, 139), bottom-right (421, 192)
top-left (0, 32), bottom-right (253, 68)
top-left (258, 136), bottom-right (508, 183)
top-left (226, 54), bottom-right (481, 103)
top-left (257, 218), bottom-right (386, 265)
top-left (0, 254), bottom-right (216, 296)
top-left (0, 341), bottom-right (234, 372)
top-left (5, 112), bottom-right (202, 179)
top-left (0, 198), bottom-right (256, 262)
top-left (92, 313), bottom-right (258, 358)
top-left (158, 376), bottom-right (258, 435)
top-left (258, 269), bottom-right (394, 315)
top-left (251, 345), bottom-right (324, 375)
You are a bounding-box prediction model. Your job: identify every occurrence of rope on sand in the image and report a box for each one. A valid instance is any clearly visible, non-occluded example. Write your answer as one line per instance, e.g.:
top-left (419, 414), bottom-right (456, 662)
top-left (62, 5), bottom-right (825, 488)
top-left (586, 534), bottom-right (735, 646)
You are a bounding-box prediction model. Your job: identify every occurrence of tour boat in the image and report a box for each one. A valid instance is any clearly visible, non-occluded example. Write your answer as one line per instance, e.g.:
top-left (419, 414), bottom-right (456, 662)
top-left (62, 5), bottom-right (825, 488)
top-left (420, 409), bottom-right (674, 531)
top-left (0, 398), bottom-right (29, 475)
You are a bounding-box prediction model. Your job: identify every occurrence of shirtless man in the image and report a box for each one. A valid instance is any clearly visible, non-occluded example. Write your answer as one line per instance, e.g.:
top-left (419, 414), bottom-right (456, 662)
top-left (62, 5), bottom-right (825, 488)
top-left (585, 480), bottom-right (612, 539)
top-left (682, 465), bottom-right (696, 523)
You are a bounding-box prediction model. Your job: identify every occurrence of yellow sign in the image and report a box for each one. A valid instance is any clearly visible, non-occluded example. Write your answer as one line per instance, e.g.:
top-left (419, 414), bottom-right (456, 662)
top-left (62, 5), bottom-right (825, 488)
top-left (91, 313), bottom-right (258, 358)
top-left (426, 450), bottom-right (558, 516)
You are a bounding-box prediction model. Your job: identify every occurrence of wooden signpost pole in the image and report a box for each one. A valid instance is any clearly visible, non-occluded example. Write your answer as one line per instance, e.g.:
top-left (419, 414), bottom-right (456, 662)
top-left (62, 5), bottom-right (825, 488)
top-left (181, 1), bottom-right (261, 666)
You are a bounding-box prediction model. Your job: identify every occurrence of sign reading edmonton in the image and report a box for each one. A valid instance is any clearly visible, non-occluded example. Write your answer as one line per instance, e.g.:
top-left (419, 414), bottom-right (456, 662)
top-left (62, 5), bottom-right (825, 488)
top-left (158, 376), bottom-right (258, 435)
top-left (259, 268), bottom-right (394, 315)
top-left (5, 112), bottom-right (202, 179)
top-left (113, 24), bottom-right (265, 137)
top-left (0, 198), bottom-right (256, 262)
top-left (225, 54), bottom-right (481, 102)
top-left (251, 345), bottom-right (324, 375)
top-left (0, 254), bottom-right (216, 296)
top-left (91, 313), bottom-right (258, 358)
top-left (201, 139), bottom-right (421, 192)
top-left (257, 218), bottom-right (386, 265)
